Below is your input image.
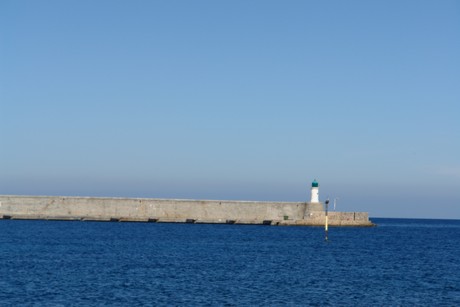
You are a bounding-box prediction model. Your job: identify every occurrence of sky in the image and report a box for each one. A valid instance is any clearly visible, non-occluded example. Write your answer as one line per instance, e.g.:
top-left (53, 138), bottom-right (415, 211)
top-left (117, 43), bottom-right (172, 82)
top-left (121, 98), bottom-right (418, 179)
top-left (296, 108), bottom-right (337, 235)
top-left (1, 1), bottom-right (459, 219)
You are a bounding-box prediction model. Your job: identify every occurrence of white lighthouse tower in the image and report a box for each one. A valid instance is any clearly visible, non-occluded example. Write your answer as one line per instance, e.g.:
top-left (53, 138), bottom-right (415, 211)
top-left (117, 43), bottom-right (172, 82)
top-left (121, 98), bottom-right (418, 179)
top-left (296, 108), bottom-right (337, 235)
top-left (310, 179), bottom-right (319, 203)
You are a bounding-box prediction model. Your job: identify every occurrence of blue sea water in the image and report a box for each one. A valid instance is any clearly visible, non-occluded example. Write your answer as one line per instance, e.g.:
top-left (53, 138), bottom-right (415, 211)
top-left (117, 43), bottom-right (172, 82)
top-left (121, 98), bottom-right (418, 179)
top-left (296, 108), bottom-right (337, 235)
top-left (0, 218), bottom-right (459, 306)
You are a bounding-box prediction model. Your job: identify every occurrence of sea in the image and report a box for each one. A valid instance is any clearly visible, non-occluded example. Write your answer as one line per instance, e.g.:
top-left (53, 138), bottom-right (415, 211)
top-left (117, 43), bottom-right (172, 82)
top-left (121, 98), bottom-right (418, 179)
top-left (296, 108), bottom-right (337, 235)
top-left (0, 218), bottom-right (459, 306)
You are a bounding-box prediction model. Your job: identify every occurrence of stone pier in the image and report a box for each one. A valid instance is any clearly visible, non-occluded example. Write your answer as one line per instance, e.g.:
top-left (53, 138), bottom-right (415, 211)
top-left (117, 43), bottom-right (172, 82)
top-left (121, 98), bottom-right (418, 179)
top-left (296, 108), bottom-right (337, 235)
top-left (0, 195), bottom-right (374, 226)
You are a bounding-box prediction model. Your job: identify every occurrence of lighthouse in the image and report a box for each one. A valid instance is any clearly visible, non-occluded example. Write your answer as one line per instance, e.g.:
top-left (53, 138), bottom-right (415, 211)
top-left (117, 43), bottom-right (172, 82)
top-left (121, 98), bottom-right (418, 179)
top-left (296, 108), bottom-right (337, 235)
top-left (310, 179), bottom-right (319, 203)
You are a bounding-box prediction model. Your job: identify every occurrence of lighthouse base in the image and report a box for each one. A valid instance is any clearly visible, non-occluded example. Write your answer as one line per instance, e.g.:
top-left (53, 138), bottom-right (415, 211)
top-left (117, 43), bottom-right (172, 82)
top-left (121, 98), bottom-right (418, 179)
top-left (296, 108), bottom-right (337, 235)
top-left (305, 202), bottom-right (324, 213)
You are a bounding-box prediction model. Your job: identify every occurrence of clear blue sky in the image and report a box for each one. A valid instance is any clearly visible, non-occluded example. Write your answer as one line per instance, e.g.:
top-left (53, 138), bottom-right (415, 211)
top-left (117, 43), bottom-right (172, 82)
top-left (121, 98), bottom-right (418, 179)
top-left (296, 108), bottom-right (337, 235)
top-left (1, 1), bottom-right (459, 219)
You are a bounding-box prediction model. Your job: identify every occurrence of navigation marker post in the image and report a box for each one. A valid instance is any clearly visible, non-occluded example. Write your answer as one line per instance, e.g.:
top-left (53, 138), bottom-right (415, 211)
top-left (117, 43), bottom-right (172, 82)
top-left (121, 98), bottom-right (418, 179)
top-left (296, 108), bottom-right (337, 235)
top-left (325, 198), bottom-right (330, 241)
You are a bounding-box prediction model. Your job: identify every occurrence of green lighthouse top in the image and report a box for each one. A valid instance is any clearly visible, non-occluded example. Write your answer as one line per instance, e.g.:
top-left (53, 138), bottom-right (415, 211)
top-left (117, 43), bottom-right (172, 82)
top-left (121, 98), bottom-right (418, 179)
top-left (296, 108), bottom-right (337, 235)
top-left (312, 179), bottom-right (319, 187)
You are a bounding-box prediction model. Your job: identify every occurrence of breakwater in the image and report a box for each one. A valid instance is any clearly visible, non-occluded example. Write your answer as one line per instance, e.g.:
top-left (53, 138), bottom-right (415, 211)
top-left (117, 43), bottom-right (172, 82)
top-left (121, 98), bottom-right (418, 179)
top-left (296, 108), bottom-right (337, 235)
top-left (0, 195), bottom-right (373, 226)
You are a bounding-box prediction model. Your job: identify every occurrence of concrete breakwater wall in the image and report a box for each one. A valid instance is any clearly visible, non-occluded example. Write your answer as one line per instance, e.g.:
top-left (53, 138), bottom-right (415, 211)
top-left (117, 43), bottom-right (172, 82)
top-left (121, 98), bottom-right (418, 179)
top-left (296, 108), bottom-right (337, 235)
top-left (0, 195), bottom-right (373, 226)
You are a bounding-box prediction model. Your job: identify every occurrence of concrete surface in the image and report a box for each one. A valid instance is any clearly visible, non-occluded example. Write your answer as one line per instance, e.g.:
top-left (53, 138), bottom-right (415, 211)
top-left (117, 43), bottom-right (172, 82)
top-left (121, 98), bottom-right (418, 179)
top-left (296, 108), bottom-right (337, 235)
top-left (0, 195), bottom-right (374, 226)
